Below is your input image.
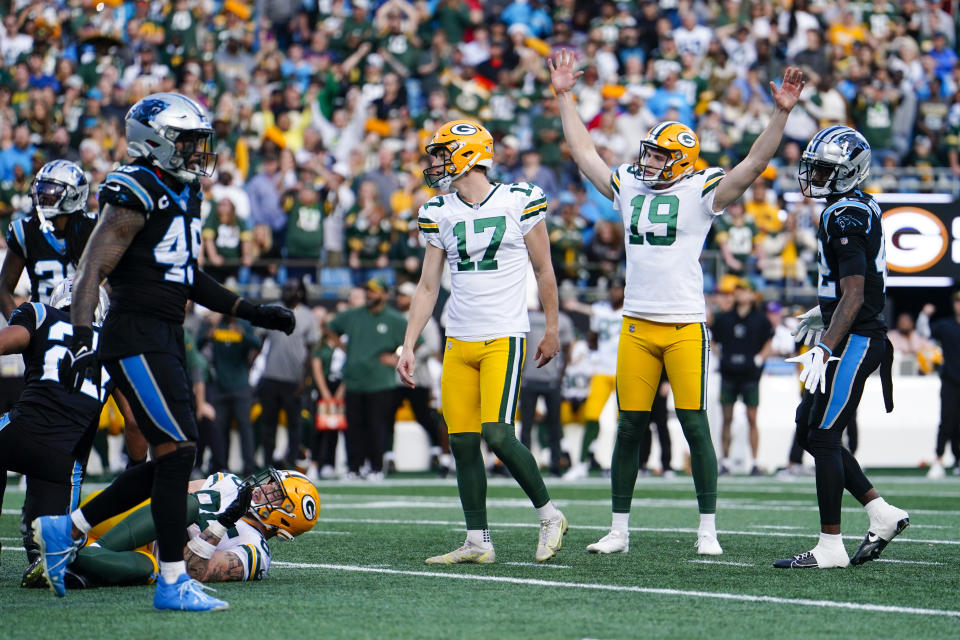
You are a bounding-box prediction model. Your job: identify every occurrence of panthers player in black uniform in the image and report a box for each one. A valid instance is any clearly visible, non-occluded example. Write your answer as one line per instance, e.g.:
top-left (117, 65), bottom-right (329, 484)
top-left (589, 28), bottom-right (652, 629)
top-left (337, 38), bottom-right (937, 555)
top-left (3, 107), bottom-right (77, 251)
top-left (33, 93), bottom-right (295, 611)
top-left (0, 160), bottom-right (96, 318)
top-left (0, 279), bottom-right (140, 578)
top-left (775, 126), bottom-right (909, 570)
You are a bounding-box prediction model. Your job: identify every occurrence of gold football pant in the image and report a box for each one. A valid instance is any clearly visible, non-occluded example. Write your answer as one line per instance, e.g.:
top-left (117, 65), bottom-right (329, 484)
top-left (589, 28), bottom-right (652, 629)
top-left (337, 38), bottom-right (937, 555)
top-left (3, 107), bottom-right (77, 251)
top-left (441, 336), bottom-right (525, 434)
top-left (616, 317), bottom-right (709, 412)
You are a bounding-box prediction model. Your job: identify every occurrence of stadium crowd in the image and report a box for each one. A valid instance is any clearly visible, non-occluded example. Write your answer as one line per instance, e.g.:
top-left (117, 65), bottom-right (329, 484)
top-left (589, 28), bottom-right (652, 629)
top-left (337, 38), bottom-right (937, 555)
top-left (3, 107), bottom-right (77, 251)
top-left (0, 0), bottom-right (958, 481)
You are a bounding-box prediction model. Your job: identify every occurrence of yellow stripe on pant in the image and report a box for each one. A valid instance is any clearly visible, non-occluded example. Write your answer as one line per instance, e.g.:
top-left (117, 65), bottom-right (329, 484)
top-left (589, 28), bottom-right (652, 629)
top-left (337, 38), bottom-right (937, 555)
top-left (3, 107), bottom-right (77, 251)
top-left (616, 317), bottom-right (709, 412)
top-left (441, 336), bottom-right (526, 434)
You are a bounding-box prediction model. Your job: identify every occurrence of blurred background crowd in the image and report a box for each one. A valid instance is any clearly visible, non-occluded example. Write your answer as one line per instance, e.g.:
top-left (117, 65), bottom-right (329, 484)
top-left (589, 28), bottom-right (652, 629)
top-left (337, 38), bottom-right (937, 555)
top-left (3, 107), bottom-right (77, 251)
top-left (0, 0), bottom-right (958, 478)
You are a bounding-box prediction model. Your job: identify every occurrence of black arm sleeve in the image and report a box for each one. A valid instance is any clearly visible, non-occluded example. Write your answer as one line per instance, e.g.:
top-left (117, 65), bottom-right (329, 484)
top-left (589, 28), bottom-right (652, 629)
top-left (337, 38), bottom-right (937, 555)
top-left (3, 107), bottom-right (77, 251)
top-left (832, 235), bottom-right (867, 280)
top-left (189, 269), bottom-right (242, 315)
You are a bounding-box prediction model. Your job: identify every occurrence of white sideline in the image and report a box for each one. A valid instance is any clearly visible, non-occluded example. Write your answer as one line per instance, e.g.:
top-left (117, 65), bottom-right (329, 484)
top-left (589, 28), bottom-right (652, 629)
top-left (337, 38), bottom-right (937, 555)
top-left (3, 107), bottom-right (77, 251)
top-left (318, 517), bottom-right (960, 545)
top-left (271, 561), bottom-right (960, 618)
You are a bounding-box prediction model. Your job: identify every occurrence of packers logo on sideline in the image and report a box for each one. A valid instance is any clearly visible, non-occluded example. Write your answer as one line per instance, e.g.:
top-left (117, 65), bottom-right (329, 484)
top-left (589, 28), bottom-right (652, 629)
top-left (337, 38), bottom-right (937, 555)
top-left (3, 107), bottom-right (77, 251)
top-left (450, 122), bottom-right (478, 136)
top-left (882, 207), bottom-right (949, 273)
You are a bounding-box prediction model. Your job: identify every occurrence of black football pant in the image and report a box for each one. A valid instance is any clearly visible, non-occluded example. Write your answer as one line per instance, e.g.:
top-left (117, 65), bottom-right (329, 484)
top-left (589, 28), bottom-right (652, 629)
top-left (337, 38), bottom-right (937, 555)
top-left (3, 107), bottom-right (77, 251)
top-left (936, 377), bottom-right (960, 461)
top-left (797, 334), bottom-right (885, 527)
top-left (258, 378), bottom-right (304, 467)
top-left (0, 413), bottom-right (84, 564)
top-left (390, 385), bottom-right (441, 450)
top-left (345, 389), bottom-right (395, 473)
top-left (519, 383), bottom-right (563, 474)
top-left (207, 385), bottom-right (256, 474)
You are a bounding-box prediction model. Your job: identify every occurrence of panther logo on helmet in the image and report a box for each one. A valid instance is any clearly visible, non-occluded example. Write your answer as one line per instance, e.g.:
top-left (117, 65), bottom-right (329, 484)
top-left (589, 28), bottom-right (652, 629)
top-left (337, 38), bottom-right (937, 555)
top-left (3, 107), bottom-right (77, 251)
top-left (423, 120), bottom-right (494, 190)
top-left (798, 126), bottom-right (871, 198)
top-left (634, 121), bottom-right (700, 187)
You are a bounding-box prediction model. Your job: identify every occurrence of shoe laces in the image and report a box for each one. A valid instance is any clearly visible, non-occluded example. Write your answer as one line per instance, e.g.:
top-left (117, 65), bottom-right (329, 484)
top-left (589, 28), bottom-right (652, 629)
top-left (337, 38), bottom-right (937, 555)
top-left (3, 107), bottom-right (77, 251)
top-left (180, 578), bottom-right (219, 601)
top-left (538, 518), bottom-right (557, 544)
top-left (793, 551), bottom-right (814, 561)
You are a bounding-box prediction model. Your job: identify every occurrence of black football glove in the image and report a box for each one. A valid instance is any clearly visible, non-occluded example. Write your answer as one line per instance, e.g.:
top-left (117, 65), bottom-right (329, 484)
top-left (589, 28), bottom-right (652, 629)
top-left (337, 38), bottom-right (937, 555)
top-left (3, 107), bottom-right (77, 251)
top-left (250, 304), bottom-right (296, 335)
top-left (58, 326), bottom-right (99, 394)
top-left (217, 482), bottom-right (254, 528)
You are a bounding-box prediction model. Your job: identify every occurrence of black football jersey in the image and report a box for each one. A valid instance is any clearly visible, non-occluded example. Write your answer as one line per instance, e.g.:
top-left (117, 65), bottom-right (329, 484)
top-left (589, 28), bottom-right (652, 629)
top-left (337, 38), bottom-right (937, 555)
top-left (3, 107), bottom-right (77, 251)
top-left (97, 160), bottom-right (203, 324)
top-left (7, 302), bottom-right (112, 457)
top-left (815, 189), bottom-right (886, 338)
top-left (5, 212), bottom-right (97, 303)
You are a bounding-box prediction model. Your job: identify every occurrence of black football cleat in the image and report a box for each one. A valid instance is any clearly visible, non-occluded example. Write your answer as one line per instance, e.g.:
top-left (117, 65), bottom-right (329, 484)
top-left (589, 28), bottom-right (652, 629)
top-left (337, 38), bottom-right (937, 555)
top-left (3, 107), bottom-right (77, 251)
top-left (851, 517), bottom-right (910, 566)
top-left (774, 548), bottom-right (849, 569)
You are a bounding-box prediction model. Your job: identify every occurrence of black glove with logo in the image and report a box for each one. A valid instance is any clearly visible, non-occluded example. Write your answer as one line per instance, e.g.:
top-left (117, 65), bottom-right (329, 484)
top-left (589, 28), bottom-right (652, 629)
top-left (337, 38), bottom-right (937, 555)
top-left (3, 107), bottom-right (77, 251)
top-left (217, 482), bottom-right (254, 528)
top-left (238, 301), bottom-right (296, 335)
top-left (58, 326), bottom-right (99, 393)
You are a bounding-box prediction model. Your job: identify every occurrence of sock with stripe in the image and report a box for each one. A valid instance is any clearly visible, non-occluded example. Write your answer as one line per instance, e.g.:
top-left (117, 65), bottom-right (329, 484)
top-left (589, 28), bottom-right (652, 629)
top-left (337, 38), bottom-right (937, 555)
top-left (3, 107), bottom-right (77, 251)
top-left (611, 411), bottom-right (649, 513)
top-left (449, 433), bottom-right (488, 530)
top-left (675, 409), bottom-right (717, 514)
top-left (580, 420), bottom-right (600, 464)
top-left (482, 422), bottom-right (550, 508)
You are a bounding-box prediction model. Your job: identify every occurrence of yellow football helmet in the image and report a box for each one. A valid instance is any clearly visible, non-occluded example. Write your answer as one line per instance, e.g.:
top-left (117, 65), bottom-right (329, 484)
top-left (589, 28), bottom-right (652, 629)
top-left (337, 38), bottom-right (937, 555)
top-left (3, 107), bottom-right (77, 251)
top-left (245, 468), bottom-right (320, 540)
top-left (424, 120), bottom-right (494, 189)
top-left (634, 121), bottom-right (700, 186)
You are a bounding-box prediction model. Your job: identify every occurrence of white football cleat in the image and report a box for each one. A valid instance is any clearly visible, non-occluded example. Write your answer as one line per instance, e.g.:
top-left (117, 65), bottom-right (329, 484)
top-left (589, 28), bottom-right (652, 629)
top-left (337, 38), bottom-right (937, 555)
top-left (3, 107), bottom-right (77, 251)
top-left (695, 532), bottom-right (723, 556)
top-left (926, 461), bottom-right (945, 480)
top-left (535, 511), bottom-right (568, 562)
top-left (586, 529), bottom-right (629, 554)
top-left (562, 463), bottom-right (588, 481)
top-left (425, 540), bottom-right (495, 565)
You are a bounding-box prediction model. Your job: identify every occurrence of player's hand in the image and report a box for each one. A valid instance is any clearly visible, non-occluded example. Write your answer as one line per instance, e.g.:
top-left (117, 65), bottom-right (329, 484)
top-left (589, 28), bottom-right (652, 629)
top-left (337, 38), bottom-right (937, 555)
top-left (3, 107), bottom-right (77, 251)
top-left (786, 346), bottom-right (839, 394)
top-left (770, 66), bottom-right (804, 112)
top-left (534, 332), bottom-right (560, 368)
top-left (396, 346), bottom-right (416, 388)
top-left (58, 326), bottom-right (99, 393)
top-left (548, 49), bottom-right (583, 96)
top-left (792, 305), bottom-right (824, 346)
top-left (250, 304), bottom-right (296, 335)
top-left (217, 482), bottom-right (254, 528)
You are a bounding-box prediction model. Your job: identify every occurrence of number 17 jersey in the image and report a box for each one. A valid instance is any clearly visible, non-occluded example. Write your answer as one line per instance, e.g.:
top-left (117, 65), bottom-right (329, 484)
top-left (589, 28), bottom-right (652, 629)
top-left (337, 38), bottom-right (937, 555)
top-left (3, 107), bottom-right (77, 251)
top-left (417, 182), bottom-right (546, 341)
top-left (611, 165), bottom-right (725, 323)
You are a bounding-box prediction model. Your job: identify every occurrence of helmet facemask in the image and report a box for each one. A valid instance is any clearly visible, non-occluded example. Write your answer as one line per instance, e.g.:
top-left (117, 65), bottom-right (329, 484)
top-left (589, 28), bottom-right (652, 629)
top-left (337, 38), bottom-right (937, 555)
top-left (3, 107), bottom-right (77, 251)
top-left (33, 179), bottom-right (78, 219)
top-left (424, 142), bottom-right (458, 190)
top-left (635, 142), bottom-right (683, 187)
top-left (159, 127), bottom-right (218, 183)
top-left (244, 467), bottom-right (317, 541)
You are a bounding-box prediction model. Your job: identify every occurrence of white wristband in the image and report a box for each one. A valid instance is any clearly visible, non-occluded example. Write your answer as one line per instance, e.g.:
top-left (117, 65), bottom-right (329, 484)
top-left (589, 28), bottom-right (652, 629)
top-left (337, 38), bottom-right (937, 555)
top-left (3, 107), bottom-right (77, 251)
top-left (206, 520), bottom-right (228, 540)
top-left (187, 536), bottom-right (216, 559)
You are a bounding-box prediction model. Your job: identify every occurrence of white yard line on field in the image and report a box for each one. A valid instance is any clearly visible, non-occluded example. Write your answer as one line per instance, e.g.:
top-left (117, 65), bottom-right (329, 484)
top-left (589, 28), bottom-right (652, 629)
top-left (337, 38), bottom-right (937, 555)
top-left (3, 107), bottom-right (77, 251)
top-left (271, 561), bottom-right (960, 618)
top-left (318, 517), bottom-right (960, 546)
top-left (688, 559), bottom-right (756, 567)
top-left (502, 562), bottom-right (571, 569)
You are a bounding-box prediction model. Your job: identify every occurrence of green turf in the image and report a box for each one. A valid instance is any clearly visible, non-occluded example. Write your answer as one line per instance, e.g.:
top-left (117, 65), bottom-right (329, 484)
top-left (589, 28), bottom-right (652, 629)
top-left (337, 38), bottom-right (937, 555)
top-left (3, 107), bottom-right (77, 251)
top-left (2, 473), bottom-right (958, 639)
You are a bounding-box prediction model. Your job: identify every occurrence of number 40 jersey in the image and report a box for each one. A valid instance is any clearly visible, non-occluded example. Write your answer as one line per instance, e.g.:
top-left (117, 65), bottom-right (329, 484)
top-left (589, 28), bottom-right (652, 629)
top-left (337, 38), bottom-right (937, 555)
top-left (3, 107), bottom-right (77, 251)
top-left (417, 182), bottom-right (546, 341)
top-left (611, 165), bottom-right (725, 324)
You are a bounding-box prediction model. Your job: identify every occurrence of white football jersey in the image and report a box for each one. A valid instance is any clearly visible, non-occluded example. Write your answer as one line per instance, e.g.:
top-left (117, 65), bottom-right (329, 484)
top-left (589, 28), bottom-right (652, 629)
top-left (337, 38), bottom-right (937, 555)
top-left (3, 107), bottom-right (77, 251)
top-left (188, 473), bottom-right (272, 581)
top-left (418, 182), bottom-right (546, 341)
top-left (611, 165), bottom-right (725, 323)
top-left (589, 301), bottom-right (623, 375)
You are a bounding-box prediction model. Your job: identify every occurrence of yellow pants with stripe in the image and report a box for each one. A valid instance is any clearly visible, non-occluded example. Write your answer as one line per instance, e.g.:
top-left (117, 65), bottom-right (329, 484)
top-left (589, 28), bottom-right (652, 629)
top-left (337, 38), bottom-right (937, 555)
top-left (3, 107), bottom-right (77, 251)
top-left (582, 374), bottom-right (617, 421)
top-left (441, 336), bottom-right (525, 434)
top-left (616, 317), bottom-right (709, 412)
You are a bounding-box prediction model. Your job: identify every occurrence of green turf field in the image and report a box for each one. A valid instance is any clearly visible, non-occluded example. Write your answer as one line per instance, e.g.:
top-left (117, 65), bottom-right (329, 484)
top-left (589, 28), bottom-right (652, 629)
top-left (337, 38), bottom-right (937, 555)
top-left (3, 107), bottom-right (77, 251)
top-left (2, 472), bottom-right (958, 639)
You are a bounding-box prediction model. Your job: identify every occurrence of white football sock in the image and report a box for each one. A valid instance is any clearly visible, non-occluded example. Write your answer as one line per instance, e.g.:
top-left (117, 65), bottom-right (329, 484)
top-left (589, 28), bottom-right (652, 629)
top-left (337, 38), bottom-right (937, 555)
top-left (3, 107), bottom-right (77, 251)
top-left (698, 513), bottom-right (716, 535)
top-left (160, 560), bottom-right (187, 584)
top-left (466, 529), bottom-right (491, 547)
top-left (536, 501), bottom-right (560, 521)
top-left (612, 512), bottom-right (629, 533)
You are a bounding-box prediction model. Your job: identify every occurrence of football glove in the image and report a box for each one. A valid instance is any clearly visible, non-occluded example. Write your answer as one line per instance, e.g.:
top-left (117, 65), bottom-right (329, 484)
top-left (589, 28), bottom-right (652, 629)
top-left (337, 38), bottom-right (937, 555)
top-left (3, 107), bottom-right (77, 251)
top-left (58, 326), bottom-right (99, 394)
top-left (217, 482), bottom-right (254, 528)
top-left (786, 346), bottom-right (839, 394)
top-left (249, 304), bottom-right (296, 335)
top-left (792, 306), bottom-right (824, 346)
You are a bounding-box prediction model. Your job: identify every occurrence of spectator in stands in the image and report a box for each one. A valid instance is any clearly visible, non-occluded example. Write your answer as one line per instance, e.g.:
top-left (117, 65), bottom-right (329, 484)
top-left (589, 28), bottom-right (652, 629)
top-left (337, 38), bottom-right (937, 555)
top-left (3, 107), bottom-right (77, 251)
top-left (282, 175), bottom-right (325, 283)
top-left (548, 191), bottom-right (587, 286)
top-left (715, 201), bottom-right (757, 279)
top-left (256, 277), bottom-right (319, 468)
top-left (328, 277), bottom-right (410, 480)
top-left (202, 197), bottom-right (253, 288)
top-left (744, 177), bottom-right (782, 235)
top-left (888, 312), bottom-right (931, 375)
top-left (918, 296), bottom-right (960, 478)
top-left (345, 181), bottom-right (394, 283)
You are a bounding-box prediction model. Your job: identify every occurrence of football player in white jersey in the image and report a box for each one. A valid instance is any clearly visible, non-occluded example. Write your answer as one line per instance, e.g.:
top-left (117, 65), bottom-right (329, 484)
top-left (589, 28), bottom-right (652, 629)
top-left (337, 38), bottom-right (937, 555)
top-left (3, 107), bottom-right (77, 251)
top-left (550, 50), bottom-right (804, 556)
top-left (33, 468), bottom-right (319, 588)
top-left (562, 279), bottom-right (624, 480)
top-left (397, 120), bottom-right (567, 564)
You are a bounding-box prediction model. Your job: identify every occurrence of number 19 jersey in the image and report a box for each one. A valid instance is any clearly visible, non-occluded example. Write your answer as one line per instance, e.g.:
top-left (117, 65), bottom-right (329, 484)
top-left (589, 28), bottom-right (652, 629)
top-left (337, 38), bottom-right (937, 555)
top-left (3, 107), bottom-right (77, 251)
top-left (418, 182), bottom-right (546, 341)
top-left (611, 165), bottom-right (725, 323)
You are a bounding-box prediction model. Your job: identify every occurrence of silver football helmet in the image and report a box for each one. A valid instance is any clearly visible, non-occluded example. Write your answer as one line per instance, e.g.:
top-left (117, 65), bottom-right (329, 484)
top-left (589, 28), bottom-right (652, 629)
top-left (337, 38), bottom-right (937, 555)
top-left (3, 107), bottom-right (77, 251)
top-left (32, 160), bottom-right (89, 221)
top-left (48, 277), bottom-right (111, 325)
top-left (798, 126), bottom-right (871, 198)
top-left (125, 92), bottom-right (218, 183)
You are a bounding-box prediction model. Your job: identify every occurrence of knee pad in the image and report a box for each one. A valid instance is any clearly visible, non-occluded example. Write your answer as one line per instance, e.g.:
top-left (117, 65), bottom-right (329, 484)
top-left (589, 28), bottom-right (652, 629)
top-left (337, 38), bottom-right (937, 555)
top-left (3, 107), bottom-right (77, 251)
top-left (805, 428), bottom-right (842, 457)
top-left (616, 411), bottom-right (649, 443)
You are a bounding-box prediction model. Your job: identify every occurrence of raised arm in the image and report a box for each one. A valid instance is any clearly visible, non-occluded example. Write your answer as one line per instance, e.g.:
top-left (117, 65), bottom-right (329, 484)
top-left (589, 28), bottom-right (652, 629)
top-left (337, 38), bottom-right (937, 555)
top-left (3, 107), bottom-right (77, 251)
top-left (0, 251), bottom-right (25, 319)
top-left (548, 49), bottom-right (615, 201)
top-left (396, 243), bottom-right (445, 387)
top-left (525, 220), bottom-right (560, 367)
top-left (712, 67), bottom-right (804, 212)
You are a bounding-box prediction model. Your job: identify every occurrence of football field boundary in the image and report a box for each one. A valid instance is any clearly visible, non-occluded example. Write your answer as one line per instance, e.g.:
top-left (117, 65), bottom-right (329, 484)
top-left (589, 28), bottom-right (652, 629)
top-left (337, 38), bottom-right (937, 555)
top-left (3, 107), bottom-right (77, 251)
top-left (317, 516), bottom-right (960, 545)
top-left (272, 561), bottom-right (960, 619)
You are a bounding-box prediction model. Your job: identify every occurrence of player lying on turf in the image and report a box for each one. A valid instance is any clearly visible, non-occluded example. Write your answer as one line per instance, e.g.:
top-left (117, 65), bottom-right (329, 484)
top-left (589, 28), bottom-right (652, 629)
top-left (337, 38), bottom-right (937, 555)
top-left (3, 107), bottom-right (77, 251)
top-left (24, 468), bottom-right (318, 588)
